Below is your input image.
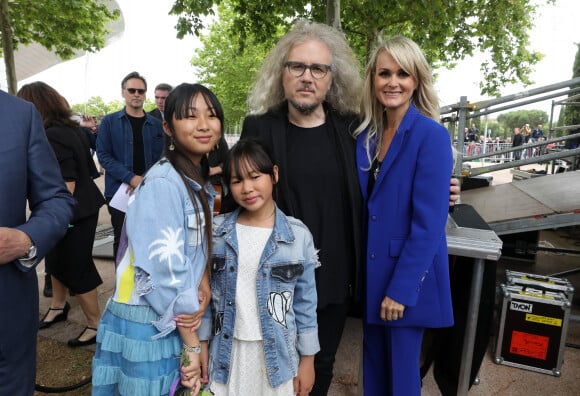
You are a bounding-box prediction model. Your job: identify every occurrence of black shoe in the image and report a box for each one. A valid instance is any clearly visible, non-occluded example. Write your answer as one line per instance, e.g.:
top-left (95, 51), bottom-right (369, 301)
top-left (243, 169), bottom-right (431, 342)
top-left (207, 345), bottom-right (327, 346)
top-left (67, 326), bottom-right (97, 347)
top-left (39, 302), bottom-right (70, 329)
top-left (43, 274), bottom-right (53, 298)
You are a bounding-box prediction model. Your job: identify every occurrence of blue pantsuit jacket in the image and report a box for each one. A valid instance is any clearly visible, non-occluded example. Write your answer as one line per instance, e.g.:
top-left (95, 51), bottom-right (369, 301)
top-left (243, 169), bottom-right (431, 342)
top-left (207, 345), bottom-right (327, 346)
top-left (356, 104), bottom-right (454, 329)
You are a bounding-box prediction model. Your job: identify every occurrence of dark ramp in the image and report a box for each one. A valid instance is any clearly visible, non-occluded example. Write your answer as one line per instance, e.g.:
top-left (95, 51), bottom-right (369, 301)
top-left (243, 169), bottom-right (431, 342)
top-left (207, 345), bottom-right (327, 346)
top-left (461, 170), bottom-right (580, 235)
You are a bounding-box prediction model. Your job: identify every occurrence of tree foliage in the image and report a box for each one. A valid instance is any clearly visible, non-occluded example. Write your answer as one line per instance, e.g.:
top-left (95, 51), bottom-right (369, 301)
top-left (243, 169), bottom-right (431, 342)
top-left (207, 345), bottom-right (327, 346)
top-left (0, 0), bottom-right (119, 93)
top-left (497, 109), bottom-right (549, 133)
top-left (170, 0), bottom-right (549, 97)
top-left (482, 120), bottom-right (502, 139)
top-left (560, 43), bottom-right (580, 133)
top-left (190, 4), bottom-right (279, 131)
top-left (71, 96), bottom-right (154, 117)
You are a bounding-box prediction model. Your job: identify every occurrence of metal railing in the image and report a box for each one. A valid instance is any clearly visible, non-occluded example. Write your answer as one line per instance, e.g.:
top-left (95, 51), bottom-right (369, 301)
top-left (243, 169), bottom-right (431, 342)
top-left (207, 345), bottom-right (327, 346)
top-left (460, 133), bottom-right (580, 176)
top-left (442, 77), bottom-right (580, 177)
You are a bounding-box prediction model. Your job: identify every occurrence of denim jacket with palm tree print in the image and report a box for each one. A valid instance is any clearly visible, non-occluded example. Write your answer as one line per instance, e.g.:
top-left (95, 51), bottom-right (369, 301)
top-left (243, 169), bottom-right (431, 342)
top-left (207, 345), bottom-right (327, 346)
top-left (111, 158), bottom-right (214, 340)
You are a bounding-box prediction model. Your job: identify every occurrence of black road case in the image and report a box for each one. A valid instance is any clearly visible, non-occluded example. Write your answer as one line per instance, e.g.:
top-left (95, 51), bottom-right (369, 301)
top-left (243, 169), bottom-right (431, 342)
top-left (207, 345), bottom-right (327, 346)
top-left (494, 272), bottom-right (574, 376)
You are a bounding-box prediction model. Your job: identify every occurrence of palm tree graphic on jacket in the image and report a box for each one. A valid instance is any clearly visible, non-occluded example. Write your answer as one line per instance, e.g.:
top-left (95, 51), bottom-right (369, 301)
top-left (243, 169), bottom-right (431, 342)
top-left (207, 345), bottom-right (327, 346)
top-left (149, 227), bottom-right (184, 285)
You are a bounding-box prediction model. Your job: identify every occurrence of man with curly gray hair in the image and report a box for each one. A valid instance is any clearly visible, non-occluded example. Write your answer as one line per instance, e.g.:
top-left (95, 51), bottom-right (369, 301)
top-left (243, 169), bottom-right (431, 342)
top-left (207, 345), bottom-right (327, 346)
top-left (240, 20), bottom-right (364, 395)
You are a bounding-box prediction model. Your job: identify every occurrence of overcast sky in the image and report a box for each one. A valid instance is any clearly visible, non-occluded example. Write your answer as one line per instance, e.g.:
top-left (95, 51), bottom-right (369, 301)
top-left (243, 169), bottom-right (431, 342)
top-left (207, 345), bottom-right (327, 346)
top-left (19, 0), bottom-right (201, 106)
top-left (17, 0), bottom-right (579, 116)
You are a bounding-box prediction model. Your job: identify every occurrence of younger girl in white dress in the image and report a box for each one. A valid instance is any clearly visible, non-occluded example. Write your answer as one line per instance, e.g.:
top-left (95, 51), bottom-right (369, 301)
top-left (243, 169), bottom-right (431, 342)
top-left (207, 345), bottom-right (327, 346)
top-left (208, 139), bottom-right (320, 396)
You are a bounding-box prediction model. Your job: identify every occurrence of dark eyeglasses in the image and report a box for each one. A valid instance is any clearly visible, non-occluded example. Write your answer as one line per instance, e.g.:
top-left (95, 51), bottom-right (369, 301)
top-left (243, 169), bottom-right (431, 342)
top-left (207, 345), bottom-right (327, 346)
top-left (126, 88), bottom-right (146, 95)
top-left (284, 61), bottom-right (332, 79)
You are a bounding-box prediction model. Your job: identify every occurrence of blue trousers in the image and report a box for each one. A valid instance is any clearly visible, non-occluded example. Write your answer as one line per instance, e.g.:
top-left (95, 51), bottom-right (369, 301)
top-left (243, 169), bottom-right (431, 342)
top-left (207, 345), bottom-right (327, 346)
top-left (363, 323), bottom-right (424, 396)
top-left (0, 268), bottom-right (38, 396)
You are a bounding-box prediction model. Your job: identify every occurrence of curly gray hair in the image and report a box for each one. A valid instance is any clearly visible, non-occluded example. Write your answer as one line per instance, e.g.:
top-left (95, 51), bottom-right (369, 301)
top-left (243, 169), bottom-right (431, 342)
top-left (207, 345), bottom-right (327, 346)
top-left (247, 20), bottom-right (362, 115)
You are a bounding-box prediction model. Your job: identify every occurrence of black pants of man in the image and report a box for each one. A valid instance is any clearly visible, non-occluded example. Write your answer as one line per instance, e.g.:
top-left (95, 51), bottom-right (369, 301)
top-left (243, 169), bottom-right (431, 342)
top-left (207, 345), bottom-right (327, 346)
top-left (311, 302), bottom-right (350, 396)
top-left (106, 199), bottom-right (125, 260)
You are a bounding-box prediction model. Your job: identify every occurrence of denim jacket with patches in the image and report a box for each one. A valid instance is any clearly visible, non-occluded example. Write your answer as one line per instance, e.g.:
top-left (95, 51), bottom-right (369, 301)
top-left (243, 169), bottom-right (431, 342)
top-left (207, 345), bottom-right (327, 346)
top-left (112, 158), bottom-right (214, 340)
top-left (209, 206), bottom-right (320, 387)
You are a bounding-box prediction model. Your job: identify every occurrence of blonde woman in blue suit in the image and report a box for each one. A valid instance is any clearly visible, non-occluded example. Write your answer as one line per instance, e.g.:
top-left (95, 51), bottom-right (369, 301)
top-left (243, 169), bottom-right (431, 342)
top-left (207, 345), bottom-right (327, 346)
top-left (353, 35), bottom-right (454, 396)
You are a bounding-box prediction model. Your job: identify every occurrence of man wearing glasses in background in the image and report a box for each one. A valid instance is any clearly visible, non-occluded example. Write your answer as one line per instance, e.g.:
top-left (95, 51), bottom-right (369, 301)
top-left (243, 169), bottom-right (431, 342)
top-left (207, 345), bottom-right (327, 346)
top-left (96, 71), bottom-right (164, 258)
top-left (149, 83), bottom-right (173, 120)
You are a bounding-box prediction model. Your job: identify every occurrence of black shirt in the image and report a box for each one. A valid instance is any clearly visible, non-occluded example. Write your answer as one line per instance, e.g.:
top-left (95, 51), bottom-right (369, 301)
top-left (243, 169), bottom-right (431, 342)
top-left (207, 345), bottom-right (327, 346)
top-left (127, 114), bottom-right (146, 176)
top-left (286, 122), bottom-right (354, 306)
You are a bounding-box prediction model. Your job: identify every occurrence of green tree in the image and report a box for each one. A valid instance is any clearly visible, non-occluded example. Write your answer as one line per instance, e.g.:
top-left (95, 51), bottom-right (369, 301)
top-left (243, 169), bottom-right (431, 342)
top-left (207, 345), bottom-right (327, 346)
top-left (71, 96), bottom-right (125, 117)
top-left (190, 4), bottom-right (279, 130)
top-left (0, 0), bottom-right (119, 94)
top-left (559, 43), bottom-right (580, 135)
top-left (497, 109), bottom-right (549, 135)
top-left (484, 120), bottom-right (501, 139)
top-left (170, 0), bottom-right (548, 96)
top-left (473, 119), bottom-right (503, 139)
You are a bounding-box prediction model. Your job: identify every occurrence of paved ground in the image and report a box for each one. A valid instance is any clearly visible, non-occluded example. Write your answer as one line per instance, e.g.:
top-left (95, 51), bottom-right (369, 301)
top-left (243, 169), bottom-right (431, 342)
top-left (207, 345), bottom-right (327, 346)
top-left (36, 167), bottom-right (580, 395)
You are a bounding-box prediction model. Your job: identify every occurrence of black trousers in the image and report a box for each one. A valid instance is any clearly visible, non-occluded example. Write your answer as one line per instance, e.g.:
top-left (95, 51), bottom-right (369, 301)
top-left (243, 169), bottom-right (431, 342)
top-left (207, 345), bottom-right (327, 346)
top-left (311, 302), bottom-right (350, 396)
top-left (106, 199), bottom-right (126, 260)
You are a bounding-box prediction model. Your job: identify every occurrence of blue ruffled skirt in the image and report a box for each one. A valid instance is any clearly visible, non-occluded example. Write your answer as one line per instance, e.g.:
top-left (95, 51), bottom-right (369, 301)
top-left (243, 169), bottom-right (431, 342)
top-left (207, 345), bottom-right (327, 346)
top-left (92, 300), bottom-right (181, 396)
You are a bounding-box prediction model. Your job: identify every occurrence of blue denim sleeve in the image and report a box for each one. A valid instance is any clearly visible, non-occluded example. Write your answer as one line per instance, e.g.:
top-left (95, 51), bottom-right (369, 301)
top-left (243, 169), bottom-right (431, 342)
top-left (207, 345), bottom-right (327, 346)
top-left (198, 306), bottom-right (212, 341)
top-left (96, 116), bottom-right (134, 193)
top-left (293, 226), bottom-right (321, 356)
top-left (126, 176), bottom-right (203, 340)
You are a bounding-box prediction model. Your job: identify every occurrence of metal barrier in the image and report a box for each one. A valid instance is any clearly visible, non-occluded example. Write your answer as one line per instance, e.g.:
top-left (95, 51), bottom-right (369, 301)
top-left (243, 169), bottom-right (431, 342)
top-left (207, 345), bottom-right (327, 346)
top-left (462, 133), bottom-right (580, 177)
top-left (462, 142), bottom-right (514, 162)
top-left (442, 77), bottom-right (580, 177)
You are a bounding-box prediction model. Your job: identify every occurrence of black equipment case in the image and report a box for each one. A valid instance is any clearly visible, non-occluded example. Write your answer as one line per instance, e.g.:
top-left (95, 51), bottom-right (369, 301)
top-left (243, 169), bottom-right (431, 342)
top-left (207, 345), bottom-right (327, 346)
top-left (494, 270), bottom-right (574, 376)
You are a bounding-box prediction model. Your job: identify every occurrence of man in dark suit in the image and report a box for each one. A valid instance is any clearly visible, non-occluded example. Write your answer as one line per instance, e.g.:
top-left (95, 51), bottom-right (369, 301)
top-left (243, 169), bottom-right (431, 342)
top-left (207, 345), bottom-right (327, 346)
top-left (148, 83), bottom-right (172, 120)
top-left (0, 90), bottom-right (75, 395)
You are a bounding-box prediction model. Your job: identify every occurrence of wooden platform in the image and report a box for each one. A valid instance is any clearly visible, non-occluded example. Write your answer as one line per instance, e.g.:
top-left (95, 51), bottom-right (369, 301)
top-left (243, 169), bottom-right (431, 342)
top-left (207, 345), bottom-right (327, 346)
top-left (461, 170), bottom-right (580, 235)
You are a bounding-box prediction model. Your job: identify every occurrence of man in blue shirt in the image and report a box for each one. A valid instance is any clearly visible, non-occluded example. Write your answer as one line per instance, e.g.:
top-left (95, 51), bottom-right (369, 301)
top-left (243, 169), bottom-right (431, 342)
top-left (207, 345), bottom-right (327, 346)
top-left (532, 124), bottom-right (544, 142)
top-left (96, 71), bottom-right (164, 258)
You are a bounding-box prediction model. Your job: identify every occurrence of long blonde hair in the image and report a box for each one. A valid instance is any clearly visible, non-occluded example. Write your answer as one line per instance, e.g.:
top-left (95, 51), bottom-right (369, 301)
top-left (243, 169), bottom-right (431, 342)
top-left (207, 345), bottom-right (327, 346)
top-left (354, 35), bottom-right (440, 165)
top-left (247, 20), bottom-right (362, 115)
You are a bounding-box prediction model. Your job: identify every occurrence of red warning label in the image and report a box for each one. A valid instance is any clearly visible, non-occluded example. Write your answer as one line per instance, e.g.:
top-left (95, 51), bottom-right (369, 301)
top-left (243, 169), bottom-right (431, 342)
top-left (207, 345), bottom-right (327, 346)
top-left (509, 330), bottom-right (549, 360)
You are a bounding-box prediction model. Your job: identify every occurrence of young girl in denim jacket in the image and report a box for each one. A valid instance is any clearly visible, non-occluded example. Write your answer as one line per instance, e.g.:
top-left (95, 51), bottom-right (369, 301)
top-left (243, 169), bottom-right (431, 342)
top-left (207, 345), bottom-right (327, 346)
top-left (209, 139), bottom-right (320, 396)
top-left (92, 84), bottom-right (222, 395)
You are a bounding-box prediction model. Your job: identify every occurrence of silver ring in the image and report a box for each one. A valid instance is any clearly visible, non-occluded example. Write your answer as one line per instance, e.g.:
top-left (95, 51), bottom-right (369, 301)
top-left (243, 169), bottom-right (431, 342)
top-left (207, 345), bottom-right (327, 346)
top-left (392, 315), bottom-right (398, 320)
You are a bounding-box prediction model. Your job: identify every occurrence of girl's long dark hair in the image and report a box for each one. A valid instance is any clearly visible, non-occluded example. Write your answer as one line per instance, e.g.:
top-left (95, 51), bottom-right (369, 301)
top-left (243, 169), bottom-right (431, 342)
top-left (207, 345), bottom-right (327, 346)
top-left (163, 83), bottom-right (225, 265)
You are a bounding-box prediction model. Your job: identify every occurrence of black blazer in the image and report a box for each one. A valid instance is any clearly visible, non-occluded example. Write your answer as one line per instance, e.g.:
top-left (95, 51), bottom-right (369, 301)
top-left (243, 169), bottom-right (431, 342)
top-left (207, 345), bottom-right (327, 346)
top-left (149, 107), bottom-right (163, 120)
top-left (46, 125), bottom-right (106, 223)
top-left (240, 102), bottom-right (363, 303)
